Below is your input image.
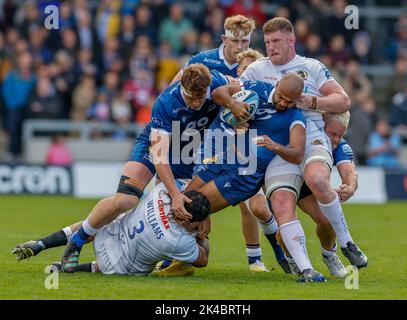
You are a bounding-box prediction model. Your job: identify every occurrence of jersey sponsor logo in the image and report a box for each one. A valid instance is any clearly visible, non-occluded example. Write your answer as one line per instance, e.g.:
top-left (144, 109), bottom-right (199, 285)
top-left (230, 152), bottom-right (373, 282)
top-left (224, 181), bottom-right (231, 188)
top-left (295, 70), bottom-right (309, 80)
top-left (311, 139), bottom-right (324, 146)
top-left (203, 57), bottom-right (222, 65)
top-left (157, 199), bottom-right (170, 230)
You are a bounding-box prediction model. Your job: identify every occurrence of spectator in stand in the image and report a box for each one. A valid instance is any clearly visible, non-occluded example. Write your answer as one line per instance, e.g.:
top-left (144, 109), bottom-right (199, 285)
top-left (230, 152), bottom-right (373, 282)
top-left (123, 68), bottom-right (155, 120)
top-left (366, 119), bottom-right (401, 169)
top-left (156, 41), bottom-right (180, 91)
top-left (52, 50), bottom-right (77, 118)
top-left (351, 31), bottom-right (373, 65)
top-left (95, 0), bottom-right (121, 42)
top-left (133, 4), bottom-right (157, 47)
top-left (75, 9), bottom-right (101, 52)
top-left (347, 92), bottom-right (376, 165)
top-left (388, 15), bottom-right (407, 62)
top-left (182, 29), bottom-right (200, 57)
top-left (111, 90), bottom-right (132, 140)
top-left (328, 34), bottom-right (351, 68)
top-left (198, 31), bottom-right (215, 52)
top-left (159, 3), bottom-right (195, 55)
top-left (294, 19), bottom-right (310, 56)
top-left (59, 28), bottom-right (79, 58)
top-left (58, 1), bottom-right (77, 30)
top-left (389, 86), bottom-right (407, 135)
top-left (46, 134), bottom-right (73, 166)
top-left (303, 33), bottom-right (325, 59)
top-left (1, 50), bottom-right (36, 160)
top-left (28, 25), bottom-right (53, 66)
top-left (71, 74), bottom-right (97, 122)
top-left (100, 36), bottom-right (122, 74)
top-left (100, 70), bottom-right (120, 103)
top-left (204, 7), bottom-right (225, 47)
top-left (128, 35), bottom-right (157, 80)
top-left (73, 48), bottom-right (97, 80)
top-left (26, 76), bottom-right (64, 119)
top-left (386, 57), bottom-right (407, 103)
top-left (224, 0), bottom-right (266, 27)
top-left (342, 60), bottom-right (372, 105)
top-left (87, 89), bottom-right (111, 123)
top-left (119, 14), bottom-right (137, 64)
top-left (15, 0), bottom-right (42, 38)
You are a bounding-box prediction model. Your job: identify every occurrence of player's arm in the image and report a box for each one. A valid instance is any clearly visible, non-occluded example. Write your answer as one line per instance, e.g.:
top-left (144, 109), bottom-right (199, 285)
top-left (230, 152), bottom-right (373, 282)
top-left (193, 238), bottom-right (209, 268)
top-left (212, 82), bottom-right (250, 121)
top-left (150, 130), bottom-right (192, 220)
top-left (335, 162), bottom-right (358, 202)
top-left (255, 123), bottom-right (306, 164)
top-left (296, 80), bottom-right (350, 113)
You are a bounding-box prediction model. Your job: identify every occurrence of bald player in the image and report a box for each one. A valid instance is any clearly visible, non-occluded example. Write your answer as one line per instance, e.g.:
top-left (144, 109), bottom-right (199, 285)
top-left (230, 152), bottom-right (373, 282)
top-left (188, 73), bottom-right (326, 282)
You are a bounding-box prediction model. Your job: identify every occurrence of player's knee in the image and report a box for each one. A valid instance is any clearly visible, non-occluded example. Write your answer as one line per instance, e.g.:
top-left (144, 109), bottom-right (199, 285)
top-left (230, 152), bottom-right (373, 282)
top-left (271, 192), bottom-right (295, 218)
top-left (112, 193), bottom-right (139, 214)
top-left (249, 201), bottom-right (270, 221)
top-left (304, 170), bottom-right (331, 196)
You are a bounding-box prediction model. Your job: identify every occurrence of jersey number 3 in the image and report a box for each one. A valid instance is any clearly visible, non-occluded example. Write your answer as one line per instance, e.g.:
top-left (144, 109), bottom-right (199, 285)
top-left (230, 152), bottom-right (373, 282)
top-left (128, 220), bottom-right (144, 239)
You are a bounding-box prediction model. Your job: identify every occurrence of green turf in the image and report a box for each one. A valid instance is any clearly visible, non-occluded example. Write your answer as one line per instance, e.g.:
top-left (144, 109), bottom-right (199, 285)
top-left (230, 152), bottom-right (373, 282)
top-left (1, 196), bottom-right (406, 300)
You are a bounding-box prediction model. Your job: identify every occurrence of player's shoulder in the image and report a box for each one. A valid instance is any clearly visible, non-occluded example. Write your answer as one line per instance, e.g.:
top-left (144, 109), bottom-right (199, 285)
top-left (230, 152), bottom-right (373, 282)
top-left (190, 48), bottom-right (220, 62)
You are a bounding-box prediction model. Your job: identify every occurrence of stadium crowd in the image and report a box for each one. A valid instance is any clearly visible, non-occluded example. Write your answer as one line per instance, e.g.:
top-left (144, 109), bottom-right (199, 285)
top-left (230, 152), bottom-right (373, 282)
top-left (0, 0), bottom-right (406, 168)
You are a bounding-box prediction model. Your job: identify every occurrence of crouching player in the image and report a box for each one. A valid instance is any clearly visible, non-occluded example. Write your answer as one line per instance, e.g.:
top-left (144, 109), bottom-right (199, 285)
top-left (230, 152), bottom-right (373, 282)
top-left (12, 181), bottom-right (210, 276)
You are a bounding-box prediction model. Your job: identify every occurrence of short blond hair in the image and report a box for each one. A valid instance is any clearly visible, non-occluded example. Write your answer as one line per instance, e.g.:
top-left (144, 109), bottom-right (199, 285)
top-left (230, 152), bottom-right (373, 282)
top-left (236, 49), bottom-right (264, 65)
top-left (224, 15), bottom-right (256, 37)
top-left (181, 63), bottom-right (211, 97)
top-left (324, 111), bottom-right (351, 131)
top-left (263, 17), bottom-right (294, 34)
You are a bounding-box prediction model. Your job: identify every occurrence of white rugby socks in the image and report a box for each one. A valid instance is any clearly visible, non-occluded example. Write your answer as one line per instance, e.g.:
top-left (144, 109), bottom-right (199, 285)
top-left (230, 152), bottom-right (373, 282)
top-left (279, 220), bottom-right (312, 272)
top-left (318, 195), bottom-right (353, 248)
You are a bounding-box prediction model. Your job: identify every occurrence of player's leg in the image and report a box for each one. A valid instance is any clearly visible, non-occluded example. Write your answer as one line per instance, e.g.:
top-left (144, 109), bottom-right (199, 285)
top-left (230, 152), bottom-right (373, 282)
top-left (303, 149), bottom-right (367, 268)
top-left (246, 192), bottom-right (289, 273)
top-left (298, 193), bottom-right (347, 278)
top-left (62, 160), bottom-right (154, 272)
top-left (239, 201), bottom-right (269, 272)
top-left (12, 222), bottom-right (82, 261)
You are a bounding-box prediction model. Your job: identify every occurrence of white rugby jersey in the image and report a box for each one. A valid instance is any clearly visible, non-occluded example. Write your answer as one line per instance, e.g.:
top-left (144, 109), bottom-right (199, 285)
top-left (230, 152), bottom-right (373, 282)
top-left (241, 55), bottom-right (337, 130)
top-left (100, 179), bottom-right (199, 275)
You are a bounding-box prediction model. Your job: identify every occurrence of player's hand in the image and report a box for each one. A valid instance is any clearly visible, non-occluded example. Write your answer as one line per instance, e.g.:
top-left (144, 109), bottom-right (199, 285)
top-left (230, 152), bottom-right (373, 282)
top-left (197, 217), bottom-right (211, 240)
top-left (252, 135), bottom-right (279, 151)
top-left (170, 192), bottom-right (192, 221)
top-left (296, 94), bottom-right (313, 110)
top-left (230, 101), bottom-right (251, 122)
top-left (234, 121), bottom-right (249, 134)
top-left (335, 184), bottom-right (355, 202)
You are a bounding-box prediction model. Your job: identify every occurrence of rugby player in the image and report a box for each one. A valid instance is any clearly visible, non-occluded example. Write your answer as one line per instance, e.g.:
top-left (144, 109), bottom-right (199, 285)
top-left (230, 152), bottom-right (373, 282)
top-left (12, 181), bottom-right (211, 276)
top-left (172, 15), bottom-right (255, 82)
top-left (280, 112), bottom-right (362, 277)
top-left (188, 73), bottom-right (326, 282)
top-left (241, 17), bottom-right (367, 269)
top-left (172, 15), bottom-right (287, 273)
top-left (234, 49), bottom-right (289, 273)
top-left (59, 63), bottom-right (247, 272)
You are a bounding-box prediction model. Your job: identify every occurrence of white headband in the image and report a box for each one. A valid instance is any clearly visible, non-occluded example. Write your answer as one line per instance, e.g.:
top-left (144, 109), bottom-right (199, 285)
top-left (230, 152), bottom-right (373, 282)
top-left (224, 29), bottom-right (252, 41)
top-left (181, 84), bottom-right (208, 99)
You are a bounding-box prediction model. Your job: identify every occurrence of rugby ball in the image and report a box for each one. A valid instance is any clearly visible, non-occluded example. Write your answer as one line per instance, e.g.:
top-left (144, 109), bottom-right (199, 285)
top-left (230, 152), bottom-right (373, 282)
top-left (221, 90), bottom-right (259, 125)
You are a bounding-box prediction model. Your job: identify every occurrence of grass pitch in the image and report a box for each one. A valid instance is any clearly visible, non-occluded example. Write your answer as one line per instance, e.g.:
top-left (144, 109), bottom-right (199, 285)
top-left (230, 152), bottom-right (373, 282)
top-left (0, 196), bottom-right (406, 300)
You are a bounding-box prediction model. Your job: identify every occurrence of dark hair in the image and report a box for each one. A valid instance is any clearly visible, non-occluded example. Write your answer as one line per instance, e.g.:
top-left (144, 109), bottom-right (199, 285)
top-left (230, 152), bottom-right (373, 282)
top-left (183, 191), bottom-right (210, 222)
